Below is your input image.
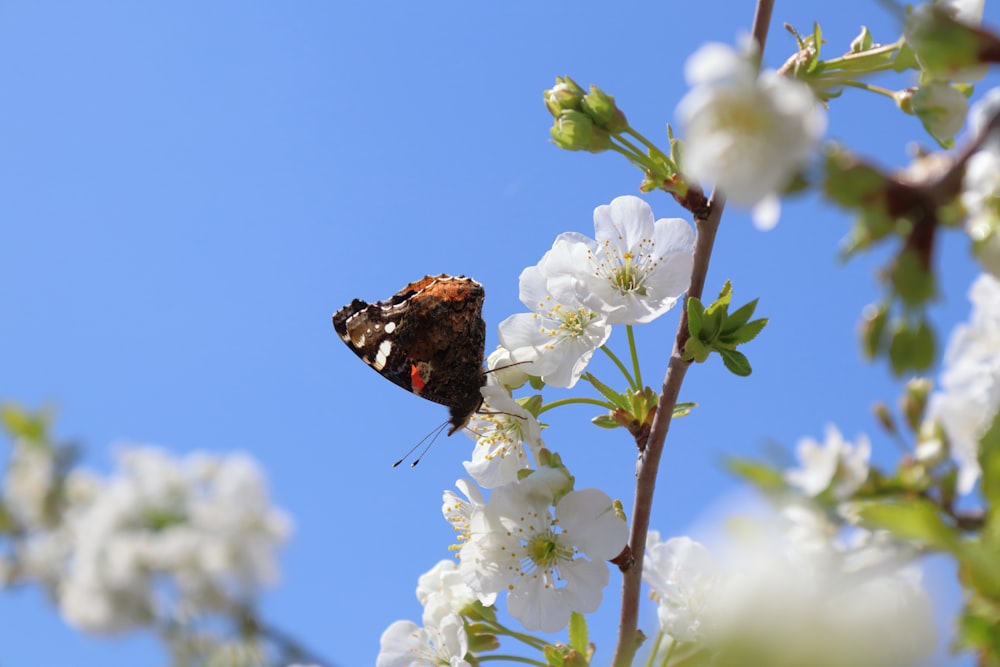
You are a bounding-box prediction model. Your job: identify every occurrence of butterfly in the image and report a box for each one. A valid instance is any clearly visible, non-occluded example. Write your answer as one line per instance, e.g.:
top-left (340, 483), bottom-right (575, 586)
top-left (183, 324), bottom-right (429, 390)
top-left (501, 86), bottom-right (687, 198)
top-left (332, 275), bottom-right (486, 435)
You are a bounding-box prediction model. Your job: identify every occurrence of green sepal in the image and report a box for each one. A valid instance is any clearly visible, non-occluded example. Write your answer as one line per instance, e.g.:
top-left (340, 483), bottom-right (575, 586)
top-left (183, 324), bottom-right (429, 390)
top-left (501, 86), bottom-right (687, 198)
top-left (568, 612), bottom-right (588, 654)
top-left (719, 348), bottom-right (752, 377)
top-left (584, 373), bottom-right (631, 412)
top-left (465, 626), bottom-right (501, 653)
top-left (591, 414), bottom-right (621, 429)
top-left (517, 394), bottom-right (544, 418)
top-left (852, 498), bottom-right (959, 552)
top-left (850, 25), bottom-right (874, 53)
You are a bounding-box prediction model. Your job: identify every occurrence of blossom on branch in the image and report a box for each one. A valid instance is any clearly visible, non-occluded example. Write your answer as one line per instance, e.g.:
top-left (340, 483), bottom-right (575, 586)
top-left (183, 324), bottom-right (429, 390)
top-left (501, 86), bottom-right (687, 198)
top-left (677, 43), bottom-right (826, 229)
top-left (377, 613), bottom-right (470, 667)
top-left (929, 273), bottom-right (1000, 494)
top-left (462, 384), bottom-right (542, 489)
top-left (784, 425), bottom-right (871, 499)
top-left (458, 477), bottom-right (626, 632)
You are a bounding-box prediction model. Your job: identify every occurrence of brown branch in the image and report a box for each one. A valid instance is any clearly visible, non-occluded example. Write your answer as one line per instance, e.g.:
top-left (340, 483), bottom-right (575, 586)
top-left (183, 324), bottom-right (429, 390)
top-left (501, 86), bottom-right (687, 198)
top-left (609, 0), bottom-right (774, 663)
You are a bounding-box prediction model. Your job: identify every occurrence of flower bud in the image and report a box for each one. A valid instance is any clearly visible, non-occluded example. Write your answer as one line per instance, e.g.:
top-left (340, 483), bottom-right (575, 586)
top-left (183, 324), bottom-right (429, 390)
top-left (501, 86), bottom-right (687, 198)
top-left (901, 377), bottom-right (933, 432)
top-left (486, 346), bottom-right (529, 390)
top-left (544, 76), bottom-right (586, 117)
top-left (873, 401), bottom-right (897, 434)
top-left (550, 110), bottom-right (613, 153)
top-left (581, 85), bottom-right (628, 134)
top-left (910, 82), bottom-right (969, 147)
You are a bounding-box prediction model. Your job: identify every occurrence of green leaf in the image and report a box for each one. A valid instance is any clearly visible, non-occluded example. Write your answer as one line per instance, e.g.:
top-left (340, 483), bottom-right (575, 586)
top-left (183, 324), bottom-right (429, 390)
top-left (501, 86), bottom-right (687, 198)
top-left (891, 249), bottom-right (937, 309)
top-left (726, 457), bottom-right (786, 490)
top-left (568, 612), bottom-right (588, 654)
top-left (860, 303), bottom-right (889, 359)
top-left (853, 498), bottom-right (959, 552)
top-left (0, 404), bottom-right (49, 441)
top-left (722, 318), bottom-right (768, 345)
top-left (719, 348), bottom-right (752, 377)
top-left (979, 410), bottom-right (1000, 509)
top-left (957, 605), bottom-right (1000, 660)
top-left (673, 401), bottom-right (697, 418)
top-left (686, 297), bottom-right (705, 338)
top-left (721, 298), bottom-right (759, 335)
top-left (705, 280), bottom-right (733, 315)
top-left (700, 307), bottom-right (723, 342)
top-left (961, 538), bottom-right (1000, 601)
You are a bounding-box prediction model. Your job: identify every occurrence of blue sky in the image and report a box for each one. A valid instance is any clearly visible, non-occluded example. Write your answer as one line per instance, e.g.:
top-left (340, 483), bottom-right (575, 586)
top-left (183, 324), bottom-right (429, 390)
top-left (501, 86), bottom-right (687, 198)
top-left (1, 2), bottom-right (999, 666)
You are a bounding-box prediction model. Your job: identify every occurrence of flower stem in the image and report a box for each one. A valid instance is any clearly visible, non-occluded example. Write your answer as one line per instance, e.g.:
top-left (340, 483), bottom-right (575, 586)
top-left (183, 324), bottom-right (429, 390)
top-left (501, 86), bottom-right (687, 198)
top-left (644, 632), bottom-right (664, 667)
top-left (537, 396), bottom-right (616, 415)
top-left (478, 619), bottom-right (549, 651)
top-left (477, 655), bottom-right (548, 666)
top-left (601, 344), bottom-right (637, 390)
top-left (627, 325), bottom-right (643, 389)
top-left (657, 638), bottom-right (678, 667)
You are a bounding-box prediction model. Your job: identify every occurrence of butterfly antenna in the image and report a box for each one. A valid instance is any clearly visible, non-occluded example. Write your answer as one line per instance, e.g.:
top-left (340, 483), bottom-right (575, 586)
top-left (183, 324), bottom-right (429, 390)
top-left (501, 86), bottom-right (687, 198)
top-left (393, 421), bottom-right (450, 468)
top-left (483, 360), bottom-right (533, 376)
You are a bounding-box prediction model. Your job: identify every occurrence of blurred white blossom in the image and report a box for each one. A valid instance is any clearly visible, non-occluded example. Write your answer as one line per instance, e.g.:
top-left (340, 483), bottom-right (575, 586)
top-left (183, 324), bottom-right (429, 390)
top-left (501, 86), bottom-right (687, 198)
top-left (677, 42), bottom-right (826, 229)
top-left (929, 274), bottom-right (1000, 493)
top-left (58, 446), bottom-right (291, 633)
top-left (645, 506), bottom-right (934, 667)
top-left (784, 425), bottom-right (871, 499)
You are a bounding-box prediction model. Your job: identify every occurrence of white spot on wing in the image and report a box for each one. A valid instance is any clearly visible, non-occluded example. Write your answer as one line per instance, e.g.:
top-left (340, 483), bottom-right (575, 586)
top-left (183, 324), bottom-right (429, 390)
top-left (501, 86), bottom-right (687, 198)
top-left (373, 339), bottom-right (392, 371)
top-left (384, 321), bottom-right (396, 334)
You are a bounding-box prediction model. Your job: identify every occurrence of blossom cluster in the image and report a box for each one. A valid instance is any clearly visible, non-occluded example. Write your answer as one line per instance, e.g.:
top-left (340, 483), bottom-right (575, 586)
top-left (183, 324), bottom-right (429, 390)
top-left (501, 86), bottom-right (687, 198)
top-left (377, 195), bottom-right (694, 665)
top-left (1, 439), bottom-right (290, 638)
top-left (929, 273), bottom-right (1000, 493)
top-left (642, 505), bottom-right (936, 667)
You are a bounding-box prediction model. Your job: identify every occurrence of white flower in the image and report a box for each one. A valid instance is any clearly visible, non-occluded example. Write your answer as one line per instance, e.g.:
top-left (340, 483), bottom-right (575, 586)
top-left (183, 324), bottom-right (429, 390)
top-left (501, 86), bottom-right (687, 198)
top-left (677, 42), bottom-right (826, 229)
top-left (498, 264), bottom-right (611, 388)
top-left (458, 478), bottom-right (626, 632)
top-left (929, 274), bottom-right (1000, 493)
top-left (442, 478), bottom-right (486, 550)
top-left (962, 145), bottom-right (1000, 277)
top-left (784, 425), bottom-right (871, 499)
top-left (416, 560), bottom-right (479, 627)
top-left (462, 384), bottom-right (542, 489)
top-left (377, 613), bottom-right (470, 667)
top-left (642, 531), bottom-right (718, 642)
top-left (58, 446), bottom-right (290, 633)
top-left (910, 82), bottom-right (969, 146)
top-left (486, 346), bottom-right (529, 390)
top-left (559, 196), bottom-right (694, 324)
